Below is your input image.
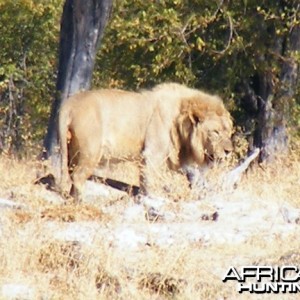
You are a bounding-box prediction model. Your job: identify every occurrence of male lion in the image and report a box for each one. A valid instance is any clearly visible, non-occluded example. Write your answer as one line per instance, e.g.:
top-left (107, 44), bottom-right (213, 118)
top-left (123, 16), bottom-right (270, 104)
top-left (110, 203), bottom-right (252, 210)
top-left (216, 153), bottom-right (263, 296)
top-left (58, 83), bottom-right (233, 202)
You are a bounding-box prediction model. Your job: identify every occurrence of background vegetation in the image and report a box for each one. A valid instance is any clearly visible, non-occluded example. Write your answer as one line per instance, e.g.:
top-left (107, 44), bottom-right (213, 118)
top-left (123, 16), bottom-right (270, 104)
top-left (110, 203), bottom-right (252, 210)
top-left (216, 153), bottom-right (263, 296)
top-left (0, 0), bottom-right (62, 153)
top-left (0, 0), bottom-right (299, 154)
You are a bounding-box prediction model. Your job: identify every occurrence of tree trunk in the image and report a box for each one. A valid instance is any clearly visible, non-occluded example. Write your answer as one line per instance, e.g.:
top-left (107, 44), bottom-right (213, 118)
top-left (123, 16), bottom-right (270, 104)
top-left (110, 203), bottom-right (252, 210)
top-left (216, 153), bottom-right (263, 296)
top-left (43, 0), bottom-right (112, 163)
top-left (256, 24), bottom-right (300, 161)
top-left (242, 23), bottom-right (300, 162)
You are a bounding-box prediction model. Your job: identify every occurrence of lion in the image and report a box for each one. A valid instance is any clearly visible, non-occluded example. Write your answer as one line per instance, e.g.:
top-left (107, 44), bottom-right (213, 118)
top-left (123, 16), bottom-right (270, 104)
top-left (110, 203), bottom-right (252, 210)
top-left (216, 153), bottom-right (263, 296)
top-left (58, 83), bottom-right (233, 202)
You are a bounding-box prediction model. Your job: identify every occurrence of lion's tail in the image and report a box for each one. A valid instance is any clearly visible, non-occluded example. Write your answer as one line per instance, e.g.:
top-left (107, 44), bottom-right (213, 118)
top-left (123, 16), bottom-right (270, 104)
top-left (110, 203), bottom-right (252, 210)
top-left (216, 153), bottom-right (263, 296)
top-left (58, 104), bottom-right (72, 192)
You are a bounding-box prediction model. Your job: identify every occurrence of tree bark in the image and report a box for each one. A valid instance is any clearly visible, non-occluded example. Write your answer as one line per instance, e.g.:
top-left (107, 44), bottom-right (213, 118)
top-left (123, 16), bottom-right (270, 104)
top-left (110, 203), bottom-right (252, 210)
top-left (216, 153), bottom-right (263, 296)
top-left (43, 0), bottom-right (112, 162)
top-left (256, 24), bottom-right (299, 161)
top-left (241, 22), bottom-right (300, 162)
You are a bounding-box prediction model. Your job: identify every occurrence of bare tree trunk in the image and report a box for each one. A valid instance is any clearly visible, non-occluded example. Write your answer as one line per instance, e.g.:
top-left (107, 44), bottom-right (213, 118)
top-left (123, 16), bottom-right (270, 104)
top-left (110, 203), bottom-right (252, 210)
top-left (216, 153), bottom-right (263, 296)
top-left (241, 22), bottom-right (300, 162)
top-left (43, 0), bottom-right (112, 163)
top-left (255, 24), bottom-right (300, 161)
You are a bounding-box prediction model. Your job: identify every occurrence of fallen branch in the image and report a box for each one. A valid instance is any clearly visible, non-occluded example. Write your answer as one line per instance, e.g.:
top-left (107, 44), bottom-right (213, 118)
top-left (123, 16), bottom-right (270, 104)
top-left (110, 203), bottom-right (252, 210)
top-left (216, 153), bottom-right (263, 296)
top-left (222, 148), bottom-right (260, 189)
top-left (186, 148), bottom-right (260, 197)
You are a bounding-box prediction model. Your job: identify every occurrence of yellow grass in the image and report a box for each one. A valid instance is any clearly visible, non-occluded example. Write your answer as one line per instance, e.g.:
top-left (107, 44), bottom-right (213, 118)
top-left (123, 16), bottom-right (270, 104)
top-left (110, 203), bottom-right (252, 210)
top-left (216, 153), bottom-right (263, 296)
top-left (0, 152), bottom-right (299, 299)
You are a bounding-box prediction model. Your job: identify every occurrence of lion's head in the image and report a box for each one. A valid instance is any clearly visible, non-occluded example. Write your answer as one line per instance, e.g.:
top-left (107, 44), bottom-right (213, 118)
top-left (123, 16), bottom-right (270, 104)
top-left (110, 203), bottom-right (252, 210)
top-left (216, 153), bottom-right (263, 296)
top-left (192, 113), bottom-right (233, 164)
top-left (171, 93), bottom-right (233, 167)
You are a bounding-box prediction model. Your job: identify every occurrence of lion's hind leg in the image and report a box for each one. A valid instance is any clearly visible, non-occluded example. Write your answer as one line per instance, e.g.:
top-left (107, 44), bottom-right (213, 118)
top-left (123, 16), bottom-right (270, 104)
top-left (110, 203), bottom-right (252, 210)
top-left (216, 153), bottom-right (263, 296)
top-left (70, 138), bottom-right (103, 203)
top-left (71, 156), bottom-right (102, 203)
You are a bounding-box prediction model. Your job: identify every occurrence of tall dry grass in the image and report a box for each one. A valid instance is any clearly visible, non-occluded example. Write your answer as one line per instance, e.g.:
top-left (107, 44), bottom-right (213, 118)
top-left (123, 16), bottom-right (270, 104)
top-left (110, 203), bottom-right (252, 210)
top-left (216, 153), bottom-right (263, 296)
top-left (0, 151), bottom-right (299, 299)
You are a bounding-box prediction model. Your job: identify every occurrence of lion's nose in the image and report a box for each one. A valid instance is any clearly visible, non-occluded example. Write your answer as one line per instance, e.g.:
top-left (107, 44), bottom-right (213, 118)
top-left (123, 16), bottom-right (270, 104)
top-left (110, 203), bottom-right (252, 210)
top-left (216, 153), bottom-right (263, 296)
top-left (224, 149), bottom-right (231, 155)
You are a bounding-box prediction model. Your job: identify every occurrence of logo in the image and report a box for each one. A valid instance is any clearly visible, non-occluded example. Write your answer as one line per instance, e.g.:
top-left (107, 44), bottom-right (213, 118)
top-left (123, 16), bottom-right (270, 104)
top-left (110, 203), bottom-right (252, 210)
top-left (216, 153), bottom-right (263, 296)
top-left (223, 266), bottom-right (300, 293)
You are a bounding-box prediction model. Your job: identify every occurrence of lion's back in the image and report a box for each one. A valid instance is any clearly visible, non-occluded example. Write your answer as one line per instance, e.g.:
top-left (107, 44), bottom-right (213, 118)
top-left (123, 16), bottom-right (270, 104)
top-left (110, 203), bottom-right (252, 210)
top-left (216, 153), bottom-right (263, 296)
top-left (63, 89), bottom-right (158, 160)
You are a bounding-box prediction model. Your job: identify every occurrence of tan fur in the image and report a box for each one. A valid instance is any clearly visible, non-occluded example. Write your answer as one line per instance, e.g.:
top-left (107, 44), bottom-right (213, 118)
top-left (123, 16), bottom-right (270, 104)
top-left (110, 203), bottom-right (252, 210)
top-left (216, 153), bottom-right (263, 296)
top-left (58, 83), bottom-right (233, 201)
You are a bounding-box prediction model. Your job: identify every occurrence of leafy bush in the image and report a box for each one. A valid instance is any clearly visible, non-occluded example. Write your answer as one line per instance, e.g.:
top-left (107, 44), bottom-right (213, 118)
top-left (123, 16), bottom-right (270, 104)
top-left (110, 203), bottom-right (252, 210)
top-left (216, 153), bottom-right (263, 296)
top-left (0, 0), bottom-right (299, 153)
top-left (0, 0), bottom-right (62, 153)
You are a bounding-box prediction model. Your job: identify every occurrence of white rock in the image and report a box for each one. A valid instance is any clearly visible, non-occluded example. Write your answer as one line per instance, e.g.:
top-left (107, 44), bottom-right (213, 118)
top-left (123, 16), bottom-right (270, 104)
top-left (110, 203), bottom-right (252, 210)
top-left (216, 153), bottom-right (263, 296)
top-left (51, 222), bottom-right (101, 245)
top-left (0, 198), bottom-right (25, 209)
top-left (1, 283), bottom-right (35, 299)
top-left (140, 195), bottom-right (166, 210)
top-left (114, 227), bottom-right (147, 249)
top-left (123, 204), bottom-right (145, 222)
top-left (84, 181), bottom-right (110, 197)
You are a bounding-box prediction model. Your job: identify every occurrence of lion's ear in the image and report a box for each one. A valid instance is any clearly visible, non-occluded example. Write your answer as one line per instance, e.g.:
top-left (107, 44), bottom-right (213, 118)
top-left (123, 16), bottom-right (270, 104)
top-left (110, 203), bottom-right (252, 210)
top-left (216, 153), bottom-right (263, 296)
top-left (178, 113), bottom-right (202, 141)
top-left (178, 115), bottom-right (192, 141)
top-left (170, 113), bottom-right (202, 150)
top-left (190, 114), bottom-right (201, 125)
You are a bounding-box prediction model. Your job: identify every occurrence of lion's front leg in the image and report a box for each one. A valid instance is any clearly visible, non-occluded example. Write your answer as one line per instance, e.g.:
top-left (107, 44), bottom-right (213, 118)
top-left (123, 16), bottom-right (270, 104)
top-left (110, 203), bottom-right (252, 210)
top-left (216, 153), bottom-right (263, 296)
top-left (141, 116), bottom-right (175, 196)
top-left (140, 149), bottom-right (169, 196)
top-left (139, 163), bottom-right (160, 196)
top-left (138, 155), bottom-right (148, 195)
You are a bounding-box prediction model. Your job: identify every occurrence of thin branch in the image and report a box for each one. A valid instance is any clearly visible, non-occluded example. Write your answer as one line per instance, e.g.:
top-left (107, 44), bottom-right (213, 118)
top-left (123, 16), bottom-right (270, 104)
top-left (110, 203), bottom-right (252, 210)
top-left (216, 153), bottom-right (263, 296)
top-left (211, 12), bottom-right (234, 55)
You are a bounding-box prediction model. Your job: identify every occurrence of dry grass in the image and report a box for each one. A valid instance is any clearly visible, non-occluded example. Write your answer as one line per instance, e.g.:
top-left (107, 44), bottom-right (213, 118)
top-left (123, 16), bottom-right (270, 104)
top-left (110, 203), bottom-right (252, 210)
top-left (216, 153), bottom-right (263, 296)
top-left (0, 152), bottom-right (299, 299)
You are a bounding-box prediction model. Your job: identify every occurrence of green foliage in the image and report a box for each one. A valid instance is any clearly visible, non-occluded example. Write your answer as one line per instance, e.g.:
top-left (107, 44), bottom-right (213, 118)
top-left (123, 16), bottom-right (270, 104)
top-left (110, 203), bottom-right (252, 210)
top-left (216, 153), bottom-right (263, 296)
top-left (0, 0), bottom-right (299, 152)
top-left (0, 0), bottom-right (62, 153)
top-left (97, 1), bottom-right (296, 85)
top-left (94, 0), bottom-right (197, 89)
top-left (94, 0), bottom-right (299, 142)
